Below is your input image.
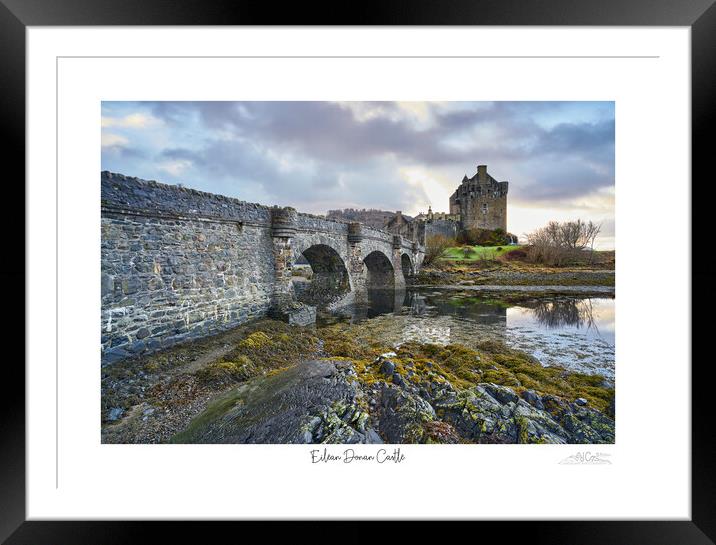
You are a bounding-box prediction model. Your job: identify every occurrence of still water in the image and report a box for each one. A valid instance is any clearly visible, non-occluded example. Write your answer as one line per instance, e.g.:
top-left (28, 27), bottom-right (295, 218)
top-left (323, 288), bottom-right (615, 382)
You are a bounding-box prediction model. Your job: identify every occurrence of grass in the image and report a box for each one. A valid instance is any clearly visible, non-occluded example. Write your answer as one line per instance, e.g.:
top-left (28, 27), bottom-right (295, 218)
top-left (442, 245), bottom-right (522, 261)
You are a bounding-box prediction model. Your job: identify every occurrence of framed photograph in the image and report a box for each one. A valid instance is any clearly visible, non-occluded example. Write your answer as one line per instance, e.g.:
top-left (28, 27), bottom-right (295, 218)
top-left (8, 0), bottom-right (714, 541)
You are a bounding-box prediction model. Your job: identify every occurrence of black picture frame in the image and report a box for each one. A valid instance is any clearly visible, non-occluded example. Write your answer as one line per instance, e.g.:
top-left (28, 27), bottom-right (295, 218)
top-left (4, 1), bottom-right (714, 542)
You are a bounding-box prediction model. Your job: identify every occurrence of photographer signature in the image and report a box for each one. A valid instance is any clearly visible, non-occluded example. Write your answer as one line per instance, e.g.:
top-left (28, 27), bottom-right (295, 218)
top-left (559, 451), bottom-right (612, 465)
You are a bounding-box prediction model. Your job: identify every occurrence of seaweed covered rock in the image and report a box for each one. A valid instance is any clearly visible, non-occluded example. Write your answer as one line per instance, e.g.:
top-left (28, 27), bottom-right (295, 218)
top-left (431, 383), bottom-right (613, 444)
top-left (171, 360), bottom-right (380, 444)
top-left (375, 383), bottom-right (437, 443)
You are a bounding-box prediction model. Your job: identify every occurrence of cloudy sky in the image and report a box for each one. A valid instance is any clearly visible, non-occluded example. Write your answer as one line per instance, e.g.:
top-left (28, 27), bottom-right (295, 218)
top-left (101, 101), bottom-right (615, 248)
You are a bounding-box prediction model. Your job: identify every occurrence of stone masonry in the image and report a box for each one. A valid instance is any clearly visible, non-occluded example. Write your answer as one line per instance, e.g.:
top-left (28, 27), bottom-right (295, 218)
top-left (449, 164), bottom-right (509, 232)
top-left (101, 172), bottom-right (424, 365)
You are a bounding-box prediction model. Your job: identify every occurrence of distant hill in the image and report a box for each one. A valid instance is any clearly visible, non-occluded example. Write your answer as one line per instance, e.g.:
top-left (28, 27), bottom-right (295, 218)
top-left (326, 208), bottom-right (412, 229)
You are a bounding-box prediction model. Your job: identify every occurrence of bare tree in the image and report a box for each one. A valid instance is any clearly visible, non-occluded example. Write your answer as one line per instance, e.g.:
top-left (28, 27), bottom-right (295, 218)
top-left (525, 219), bottom-right (602, 266)
top-left (583, 221), bottom-right (602, 263)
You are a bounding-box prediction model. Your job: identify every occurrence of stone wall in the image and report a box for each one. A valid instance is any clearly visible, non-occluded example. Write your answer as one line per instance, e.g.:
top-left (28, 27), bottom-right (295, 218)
top-left (101, 172), bottom-right (424, 365)
top-left (425, 218), bottom-right (459, 240)
top-left (463, 190), bottom-right (507, 232)
top-left (101, 172), bottom-right (280, 364)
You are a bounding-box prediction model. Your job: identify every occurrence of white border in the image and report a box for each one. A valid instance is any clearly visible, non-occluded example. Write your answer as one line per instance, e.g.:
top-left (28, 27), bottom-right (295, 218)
top-left (27, 27), bottom-right (690, 519)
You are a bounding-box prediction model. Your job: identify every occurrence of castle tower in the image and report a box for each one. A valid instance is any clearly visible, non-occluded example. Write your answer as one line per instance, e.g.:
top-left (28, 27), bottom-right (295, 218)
top-left (449, 164), bottom-right (508, 232)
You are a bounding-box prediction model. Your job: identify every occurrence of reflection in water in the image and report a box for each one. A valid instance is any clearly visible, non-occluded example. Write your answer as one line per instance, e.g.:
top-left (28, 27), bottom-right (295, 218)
top-left (507, 298), bottom-right (614, 346)
top-left (319, 287), bottom-right (615, 381)
top-left (409, 292), bottom-right (427, 316)
top-left (428, 297), bottom-right (508, 326)
top-left (528, 299), bottom-right (598, 331)
top-left (329, 288), bottom-right (407, 323)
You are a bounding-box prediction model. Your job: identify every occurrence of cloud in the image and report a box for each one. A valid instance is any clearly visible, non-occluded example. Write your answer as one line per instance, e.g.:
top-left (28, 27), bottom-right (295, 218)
top-left (101, 113), bottom-right (162, 129)
top-left (101, 101), bottom-right (615, 245)
top-left (158, 159), bottom-right (193, 176)
top-left (101, 132), bottom-right (128, 148)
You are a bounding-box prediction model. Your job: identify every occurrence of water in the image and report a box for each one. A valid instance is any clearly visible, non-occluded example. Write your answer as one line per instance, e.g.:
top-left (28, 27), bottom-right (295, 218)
top-left (321, 288), bottom-right (615, 383)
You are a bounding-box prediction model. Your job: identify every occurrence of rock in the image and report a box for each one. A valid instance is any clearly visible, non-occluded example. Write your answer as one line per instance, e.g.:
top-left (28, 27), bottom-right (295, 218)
top-left (575, 397), bottom-right (588, 406)
top-left (365, 428), bottom-right (384, 444)
top-left (287, 304), bottom-right (316, 326)
top-left (380, 352), bottom-right (397, 359)
top-left (107, 407), bottom-right (124, 421)
top-left (380, 360), bottom-right (396, 376)
top-left (268, 302), bottom-right (316, 327)
top-left (481, 383), bottom-right (519, 405)
top-left (102, 347), bottom-right (132, 366)
top-left (541, 394), bottom-right (572, 417)
top-left (377, 385), bottom-right (436, 443)
top-left (560, 406), bottom-right (614, 443)
top-left (136, 327), bottom-right (150, 339)
top-left (431, 382), bottom-right (613, 445)
top-left (521, 389), bottom-right (545, 410)
top-left (171, 360), bottom-right (374, 444)
top-left (101, 274), bottom-right (114, 297)
top-left (158, 338), bottom-right (615, 446)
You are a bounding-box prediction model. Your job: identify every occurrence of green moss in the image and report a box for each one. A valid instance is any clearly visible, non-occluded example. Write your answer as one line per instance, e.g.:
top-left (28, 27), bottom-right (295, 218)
top-left (348, 358), bottom-right (386, 385)
top-left (317, 324), bottom-right (393, 360)
top-left (238, 331), bottom-right (271, 349)
top-left (190, 320), bottom-right (323, 386)
top-left (194, 355), bottom-right (257, 384)
top-left (515, 415), bottom-right (529, 444)
top-left (170, 388), bottom-right (244, 443)
top-left (391, 339), bottom-right (613, 414)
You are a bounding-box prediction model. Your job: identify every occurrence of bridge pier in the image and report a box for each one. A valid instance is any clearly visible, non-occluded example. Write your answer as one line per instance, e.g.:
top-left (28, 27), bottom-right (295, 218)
top-left (411, 241), bottom-right (421, 275)
top-left (348, 222), bottom-right (368, 304)
top-left (392, 235), bottom-right (407, 290)
top-left (269, 206), bottom-right (316, 326)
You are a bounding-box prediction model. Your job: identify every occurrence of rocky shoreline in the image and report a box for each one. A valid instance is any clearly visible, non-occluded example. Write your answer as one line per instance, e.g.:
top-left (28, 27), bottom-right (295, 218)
top-left (415, 268), bottom-right (615, 288)
top-left (102, 317), bottom-right (615, 445)
top-left (172, 356), bottom-right (614, 445)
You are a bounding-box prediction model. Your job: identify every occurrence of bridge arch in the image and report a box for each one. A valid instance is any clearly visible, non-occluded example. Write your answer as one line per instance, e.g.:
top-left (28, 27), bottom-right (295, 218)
top-left (363, 250), bottom-right (395, 289)
top-left (292, 243), bottom-right (350, 307)
top-left (400, 253), bottom-right (414, 278)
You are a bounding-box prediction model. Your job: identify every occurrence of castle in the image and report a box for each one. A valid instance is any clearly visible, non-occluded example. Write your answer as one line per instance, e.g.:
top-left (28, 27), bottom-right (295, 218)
top-left (450, 164), bottom-right (508, 232)
top-left (385, 164), bottom-right (509, 242)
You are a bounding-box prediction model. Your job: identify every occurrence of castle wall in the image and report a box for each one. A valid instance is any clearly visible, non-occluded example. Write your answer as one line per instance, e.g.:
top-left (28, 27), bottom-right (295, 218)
top-left (425, 219), bottom-right (459, 239)
top-left (463, 192), bottom-right (507, 231)
top-left (449, 166), bottom-right (508, 232)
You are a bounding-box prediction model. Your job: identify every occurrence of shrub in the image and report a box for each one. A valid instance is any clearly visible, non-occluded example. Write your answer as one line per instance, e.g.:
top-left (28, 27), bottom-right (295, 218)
top-left (457, 227), bottom-right (511, 246)
top-left (423, 234), bottom-right (455, 266)
top-left (502, 248), bottom-right (527, 261)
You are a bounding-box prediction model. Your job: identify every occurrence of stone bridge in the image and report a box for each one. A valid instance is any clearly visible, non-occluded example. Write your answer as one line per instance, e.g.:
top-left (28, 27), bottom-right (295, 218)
top-left (101, 172), bottom-right (424, 364)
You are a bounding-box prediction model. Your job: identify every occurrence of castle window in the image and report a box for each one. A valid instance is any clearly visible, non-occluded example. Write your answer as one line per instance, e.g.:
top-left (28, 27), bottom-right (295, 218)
top-left (482, 203), bottom-right (488, 214)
